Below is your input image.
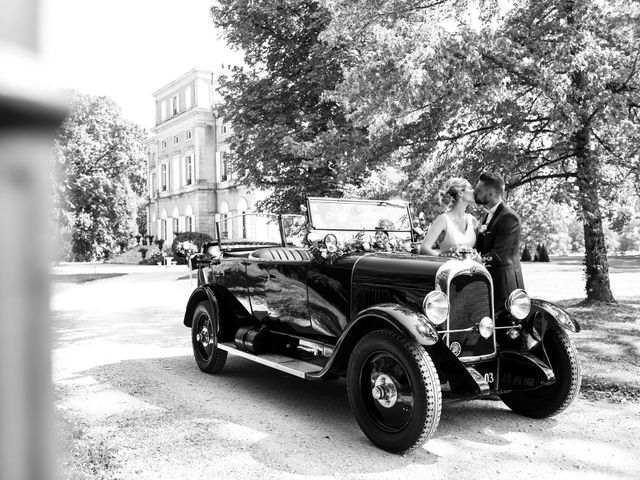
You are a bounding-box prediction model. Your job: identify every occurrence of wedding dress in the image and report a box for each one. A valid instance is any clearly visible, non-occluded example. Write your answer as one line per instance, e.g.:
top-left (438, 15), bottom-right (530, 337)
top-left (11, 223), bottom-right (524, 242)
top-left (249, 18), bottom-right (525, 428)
top-left (439, 213), bottom-right (477, 253)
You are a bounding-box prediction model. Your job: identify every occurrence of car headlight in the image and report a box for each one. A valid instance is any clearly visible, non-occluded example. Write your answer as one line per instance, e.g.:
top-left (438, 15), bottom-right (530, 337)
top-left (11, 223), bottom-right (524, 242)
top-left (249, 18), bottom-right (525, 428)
top-left (479, 316), bottom-right (494, 338)
top-left (506, 289), bottom-right (531, 320)
top-left (324, 234), bottom-right (338, 253)
top-left (422, 291), bottom-right (449, 325)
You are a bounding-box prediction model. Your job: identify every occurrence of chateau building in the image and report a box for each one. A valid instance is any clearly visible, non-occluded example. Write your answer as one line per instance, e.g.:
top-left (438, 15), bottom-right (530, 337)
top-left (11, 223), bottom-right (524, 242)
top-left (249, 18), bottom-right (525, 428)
top-left (146, 67), bottom-right (264, 245)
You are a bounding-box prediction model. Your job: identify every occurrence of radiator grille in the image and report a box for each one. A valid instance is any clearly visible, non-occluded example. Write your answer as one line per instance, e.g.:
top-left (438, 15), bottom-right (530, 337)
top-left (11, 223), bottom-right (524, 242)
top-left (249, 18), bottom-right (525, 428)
top-left (447, 274), bottom-right (494, 358)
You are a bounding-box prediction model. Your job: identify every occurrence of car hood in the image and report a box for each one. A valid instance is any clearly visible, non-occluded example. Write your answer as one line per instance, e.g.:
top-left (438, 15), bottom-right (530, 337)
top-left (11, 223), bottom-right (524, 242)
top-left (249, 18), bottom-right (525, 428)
top-left (351, 253), bottom-right (448, 308)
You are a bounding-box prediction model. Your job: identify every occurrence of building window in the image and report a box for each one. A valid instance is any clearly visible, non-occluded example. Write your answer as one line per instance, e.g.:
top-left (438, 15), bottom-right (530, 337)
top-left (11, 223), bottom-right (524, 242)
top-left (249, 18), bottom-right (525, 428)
top-left (151, 172), bottom-right (157, 196)
top-left (173, 135), bottom-right (179, 145)
top-left (185, 155), bottom-right (193, 186)
top-left (220, 152), bottom-right (228, 182)
top-left (185, 86), bottom-right (192, 109)
top-left (161, 139), bottom-right (167, 150)
top-left (222, 124), bottom-right (227, 134)
top-left (185, 216), bottom-right (193, 232)
top-left (171, 95), bottom-right (179, 115)
top-left (220, 213), bottom-right (229, 239)
top-left (161, 219), bottom-right (167, 240)
top-left (161, 164), bottom-right (168, 191)
top-left (160, 101), bottom-right (166, 121)
top-left (173, 217), bottom-right (179, 234)
top-left (186, 130), bottom-right (192, 141)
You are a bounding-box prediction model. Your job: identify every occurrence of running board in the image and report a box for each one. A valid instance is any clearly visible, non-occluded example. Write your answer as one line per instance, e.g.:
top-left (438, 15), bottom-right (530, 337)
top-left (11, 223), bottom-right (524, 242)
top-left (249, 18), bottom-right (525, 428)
top-left (217, 342), bottom-right (322, 379)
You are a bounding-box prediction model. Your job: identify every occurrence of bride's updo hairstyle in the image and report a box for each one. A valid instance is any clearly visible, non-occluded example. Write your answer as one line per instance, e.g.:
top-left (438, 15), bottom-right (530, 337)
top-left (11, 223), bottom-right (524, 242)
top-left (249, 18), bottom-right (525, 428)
top-left (438, 177), bottom-right (469, 209)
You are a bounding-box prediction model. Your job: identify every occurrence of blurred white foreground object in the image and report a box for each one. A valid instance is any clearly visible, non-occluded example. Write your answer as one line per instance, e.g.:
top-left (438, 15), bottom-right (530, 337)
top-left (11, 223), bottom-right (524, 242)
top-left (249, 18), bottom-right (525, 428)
top-left (0, 1), bottom-right (66, 479)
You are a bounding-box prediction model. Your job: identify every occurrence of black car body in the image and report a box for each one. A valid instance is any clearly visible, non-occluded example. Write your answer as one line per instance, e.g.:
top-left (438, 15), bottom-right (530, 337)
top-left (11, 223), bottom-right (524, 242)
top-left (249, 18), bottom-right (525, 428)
top-left (183, 197), bottom-right (581, 453)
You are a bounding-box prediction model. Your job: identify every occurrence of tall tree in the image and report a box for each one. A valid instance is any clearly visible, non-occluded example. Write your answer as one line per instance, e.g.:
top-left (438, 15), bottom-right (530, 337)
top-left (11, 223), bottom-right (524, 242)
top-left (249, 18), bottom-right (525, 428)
top-left (53, 92), bottom-right (147, 261)
top-left (325, 0), bottom-right (640, 302)
top-left (211, 0), bottom-right (373, 212)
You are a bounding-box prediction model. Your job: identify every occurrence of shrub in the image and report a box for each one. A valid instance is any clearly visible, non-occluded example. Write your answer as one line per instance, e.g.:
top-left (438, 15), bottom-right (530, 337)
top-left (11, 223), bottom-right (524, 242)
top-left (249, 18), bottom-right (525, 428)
top-left (521, 245), bottom-right (532, 262)
top-left (171, 232), bottom-right (214, 261)
top-left (140, 251), bottom-right (164, 265)
top-left (539, 244), bottom-right (550, 262)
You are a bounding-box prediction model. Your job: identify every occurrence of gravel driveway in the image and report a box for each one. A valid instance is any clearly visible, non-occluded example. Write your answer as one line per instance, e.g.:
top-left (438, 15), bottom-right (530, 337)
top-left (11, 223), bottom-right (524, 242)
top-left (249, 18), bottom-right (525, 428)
top-left (52, 260), bottom-right (640, 480)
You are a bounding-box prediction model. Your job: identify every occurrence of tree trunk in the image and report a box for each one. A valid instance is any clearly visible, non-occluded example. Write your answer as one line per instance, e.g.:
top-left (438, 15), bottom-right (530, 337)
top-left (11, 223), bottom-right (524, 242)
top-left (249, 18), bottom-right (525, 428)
top-left (574, 124), bottom-right (615, 302)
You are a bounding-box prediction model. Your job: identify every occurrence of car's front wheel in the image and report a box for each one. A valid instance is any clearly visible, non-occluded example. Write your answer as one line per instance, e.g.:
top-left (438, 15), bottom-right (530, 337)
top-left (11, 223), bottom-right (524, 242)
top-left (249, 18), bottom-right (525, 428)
top-left (347, 329), bottom-right (442, 454)
top-left (191, 300), bottom-right (227, 373)
top-left (500, 326), bottom-right (581, 418)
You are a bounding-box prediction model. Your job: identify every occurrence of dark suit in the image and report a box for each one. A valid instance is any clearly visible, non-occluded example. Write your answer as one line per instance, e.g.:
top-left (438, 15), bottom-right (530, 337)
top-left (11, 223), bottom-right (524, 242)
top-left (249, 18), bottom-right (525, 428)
top-left (475, 202), bottom-right (525, 313)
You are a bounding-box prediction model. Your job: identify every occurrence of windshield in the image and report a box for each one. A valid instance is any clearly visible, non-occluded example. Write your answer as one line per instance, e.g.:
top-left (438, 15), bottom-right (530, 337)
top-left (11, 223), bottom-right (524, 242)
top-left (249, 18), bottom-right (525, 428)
top-left (217, 213), bottom-right (282, 246)
top-left (307, 197), bottom-right (411, 232)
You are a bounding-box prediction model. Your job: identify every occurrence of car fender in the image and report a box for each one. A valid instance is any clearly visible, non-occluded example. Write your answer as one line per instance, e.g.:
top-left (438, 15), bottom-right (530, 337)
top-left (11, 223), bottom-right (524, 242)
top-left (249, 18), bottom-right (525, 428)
top-left (526, 298), bottom-right (581, 336)
top-left (183, 286), bottom-right (219, 328)
top-left (351, 303), bottom-right (440, 346)
top-left (309, 303), bottom-right (439, 379)
top-left (184, 285), bottom-right (250, 342)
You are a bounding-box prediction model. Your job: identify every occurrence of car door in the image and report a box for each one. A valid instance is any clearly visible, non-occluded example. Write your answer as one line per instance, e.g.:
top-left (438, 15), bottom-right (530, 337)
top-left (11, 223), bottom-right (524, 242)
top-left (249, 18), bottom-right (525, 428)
top-left (246, 250), bottom-right (311, 334)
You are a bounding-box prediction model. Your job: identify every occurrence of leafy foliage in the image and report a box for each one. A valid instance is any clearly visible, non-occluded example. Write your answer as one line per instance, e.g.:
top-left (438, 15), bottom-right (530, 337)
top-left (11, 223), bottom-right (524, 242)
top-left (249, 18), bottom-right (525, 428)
top-left (323, 0), bottom-right (640, 300)
top-left (52, 91), bottom-right (147, 261)
top-left (211, 0), bottom-right (374, 212)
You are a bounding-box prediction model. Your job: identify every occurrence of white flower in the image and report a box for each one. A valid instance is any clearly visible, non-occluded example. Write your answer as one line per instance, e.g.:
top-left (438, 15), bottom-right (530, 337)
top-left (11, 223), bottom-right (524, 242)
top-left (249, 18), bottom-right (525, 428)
top-left (362, 242), bottom-right (371, 251)
top-left (307, 231), bottom-right (322, 243)
top-left (477, 224), bottom-right (488, 234)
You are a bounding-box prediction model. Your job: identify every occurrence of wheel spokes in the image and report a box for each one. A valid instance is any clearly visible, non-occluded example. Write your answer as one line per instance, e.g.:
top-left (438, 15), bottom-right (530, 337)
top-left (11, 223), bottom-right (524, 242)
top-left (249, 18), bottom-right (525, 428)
top-left (195, 313), bottom-right (214, 360)
top-left (364, 353), bottom-right (415, 431)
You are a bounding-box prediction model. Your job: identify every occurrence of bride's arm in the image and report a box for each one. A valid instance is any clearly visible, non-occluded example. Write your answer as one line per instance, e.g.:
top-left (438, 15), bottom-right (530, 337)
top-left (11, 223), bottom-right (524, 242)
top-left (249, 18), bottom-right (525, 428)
top-left (419, 215), bottom-right (446, 255)
top-left (471, 215), bottom-right (478, 230)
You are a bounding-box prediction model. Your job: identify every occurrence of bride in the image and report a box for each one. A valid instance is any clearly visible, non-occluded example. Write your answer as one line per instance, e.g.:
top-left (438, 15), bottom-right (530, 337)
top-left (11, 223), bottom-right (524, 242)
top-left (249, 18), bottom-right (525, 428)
top-left (419, 177), bottom-right (478, 255)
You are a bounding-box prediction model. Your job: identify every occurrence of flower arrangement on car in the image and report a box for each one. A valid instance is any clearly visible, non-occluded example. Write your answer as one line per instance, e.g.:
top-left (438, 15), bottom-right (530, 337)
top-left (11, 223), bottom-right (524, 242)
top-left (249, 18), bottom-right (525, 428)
top-left (305, 225), bottom-right (413, 265)
top-left (440, 246), bottom-right (484, 263)
top-left (175, 240), bottom-right (199, 263)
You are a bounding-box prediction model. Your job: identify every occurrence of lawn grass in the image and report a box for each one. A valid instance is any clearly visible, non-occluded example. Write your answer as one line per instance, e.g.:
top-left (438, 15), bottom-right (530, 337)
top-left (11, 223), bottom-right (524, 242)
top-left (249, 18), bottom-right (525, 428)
top-left (559, 299), bottom-right (640, 402)
top-left (57, 414), bottom-right (120, 480)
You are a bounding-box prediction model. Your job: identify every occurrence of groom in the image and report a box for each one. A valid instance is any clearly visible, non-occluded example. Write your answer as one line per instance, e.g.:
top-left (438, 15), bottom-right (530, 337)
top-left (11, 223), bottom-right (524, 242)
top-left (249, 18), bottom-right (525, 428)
top-left (474, 172), bottom-right (524, 316)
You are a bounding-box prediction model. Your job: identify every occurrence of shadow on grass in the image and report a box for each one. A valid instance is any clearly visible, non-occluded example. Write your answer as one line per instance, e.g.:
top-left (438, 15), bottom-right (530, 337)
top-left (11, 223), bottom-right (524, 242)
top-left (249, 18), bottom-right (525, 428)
top-left (557, 299), bottom-right (640, 402)
top-left (538, 255), bottom-right (640, 271)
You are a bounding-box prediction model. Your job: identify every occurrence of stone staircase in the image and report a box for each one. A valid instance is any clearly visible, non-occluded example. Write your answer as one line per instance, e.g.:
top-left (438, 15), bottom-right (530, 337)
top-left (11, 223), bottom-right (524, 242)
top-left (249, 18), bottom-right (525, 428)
top-left (108, 245), bottom-right (161, 265)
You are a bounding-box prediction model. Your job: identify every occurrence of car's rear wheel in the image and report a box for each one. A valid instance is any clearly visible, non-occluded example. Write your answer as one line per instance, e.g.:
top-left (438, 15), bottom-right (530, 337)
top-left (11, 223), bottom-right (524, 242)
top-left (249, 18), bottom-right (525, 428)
top-left (191, 300), bottom-right (227, 373)
top-left (500, 326), bottom-right (581, 418)
top-left (347, 329), bottom-right (441, 454)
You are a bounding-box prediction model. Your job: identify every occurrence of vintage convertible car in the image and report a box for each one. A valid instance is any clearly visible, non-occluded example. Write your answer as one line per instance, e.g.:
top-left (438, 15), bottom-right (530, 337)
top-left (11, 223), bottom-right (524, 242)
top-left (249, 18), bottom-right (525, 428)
top-left (182, 197), bottom-right (581, 453)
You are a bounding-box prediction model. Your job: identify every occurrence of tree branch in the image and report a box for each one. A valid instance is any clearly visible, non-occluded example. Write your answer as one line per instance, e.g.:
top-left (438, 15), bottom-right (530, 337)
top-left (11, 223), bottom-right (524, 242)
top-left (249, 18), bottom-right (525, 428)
top-left (508, 171), bottom-right (577, 189)
top-left (590, 128), bottom-right (614, 153)
top-left (479, 51), bottom-right (540, 89)
top-left (608, 51), bottom-right (639, 94)
top-left (514, 152), bottom-right (575, 179)
top-left (432, 123), bottom-right (502, 142)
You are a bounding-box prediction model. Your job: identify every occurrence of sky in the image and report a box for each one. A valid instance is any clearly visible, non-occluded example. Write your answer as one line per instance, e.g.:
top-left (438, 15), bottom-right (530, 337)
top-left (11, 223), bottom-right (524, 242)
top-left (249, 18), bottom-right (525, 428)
top-left (39, 0), bottom-right (241, 129)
